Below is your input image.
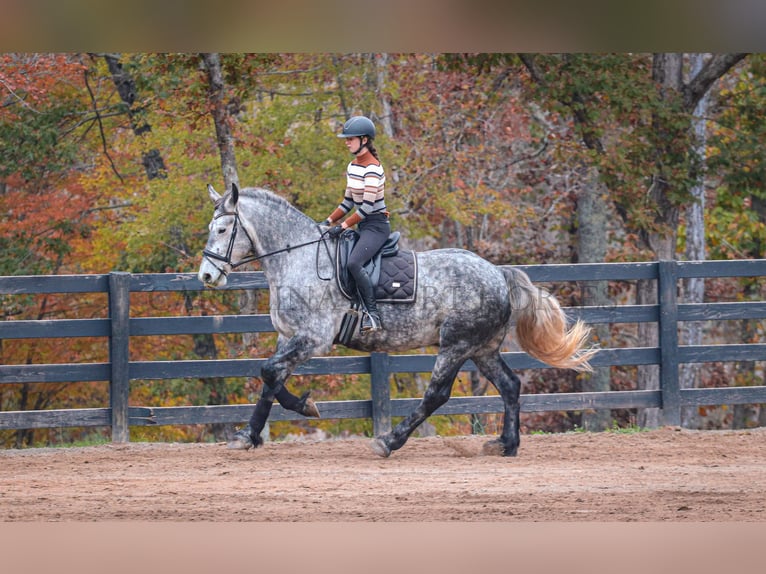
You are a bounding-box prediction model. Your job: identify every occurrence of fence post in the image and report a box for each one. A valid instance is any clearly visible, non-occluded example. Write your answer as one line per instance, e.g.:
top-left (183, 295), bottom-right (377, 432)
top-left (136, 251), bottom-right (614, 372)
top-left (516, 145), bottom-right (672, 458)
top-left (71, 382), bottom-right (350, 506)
top-left (658, 260), bottom-right (681, 426)
top-left (370, 352), bottom-right (392, 435)
top-left (109, 271), bottom-right (131, 443)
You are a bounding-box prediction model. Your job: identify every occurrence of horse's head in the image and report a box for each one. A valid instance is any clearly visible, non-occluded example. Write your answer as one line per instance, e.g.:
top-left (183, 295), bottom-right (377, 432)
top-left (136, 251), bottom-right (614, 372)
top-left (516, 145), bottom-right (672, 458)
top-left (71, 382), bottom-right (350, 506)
top-left (198, 183), bottom-right (254, 288)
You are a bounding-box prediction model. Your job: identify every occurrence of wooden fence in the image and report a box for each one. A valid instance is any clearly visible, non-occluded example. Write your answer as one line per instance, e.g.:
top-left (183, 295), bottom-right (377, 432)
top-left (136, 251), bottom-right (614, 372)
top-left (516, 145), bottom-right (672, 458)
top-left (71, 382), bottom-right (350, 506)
top-left (1, 259), bottom-right (765, 442)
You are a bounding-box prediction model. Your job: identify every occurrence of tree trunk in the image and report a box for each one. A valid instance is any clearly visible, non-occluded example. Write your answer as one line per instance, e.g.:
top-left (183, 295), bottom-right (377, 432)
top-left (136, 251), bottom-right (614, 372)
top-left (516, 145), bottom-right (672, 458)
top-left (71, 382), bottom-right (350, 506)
top-left (199, 53), bottom-right (246, 441)
top-left (14, 383), bottom-right (30, 448)
top-left (374, 53), bottom-right (395, 138)
top-left (103, 54), bottom-right (167, 180)
top-left (577, 167), bottom-right (612, 431)
top-left (183, 292), bottom-right (233, 441)
top-left (202, 53), bottom-right (239, 191)
top-left (679, 53), bottom-right (709, 429)
top-left (636, 224), bottom-right (668, 428)
top-left (637, 54), bottom-right (691, 428)
top-left (373, 52), bottom-right (401, 192)
top-left (193, 335), bottom-right (233, 441)
top-left (646, 53), bottom-right (684, 258)
top-left (637, 53), bottom-right (746, 427)
top-left (636, 279), bottom-right (662, 428)
top-left (332, 55), bottom-right (350, 120)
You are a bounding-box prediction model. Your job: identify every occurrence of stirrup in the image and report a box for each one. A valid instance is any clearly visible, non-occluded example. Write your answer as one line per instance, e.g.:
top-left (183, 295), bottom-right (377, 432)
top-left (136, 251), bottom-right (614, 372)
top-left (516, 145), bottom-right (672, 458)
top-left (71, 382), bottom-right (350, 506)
top-left (360, 311), bottom-right (382, 333)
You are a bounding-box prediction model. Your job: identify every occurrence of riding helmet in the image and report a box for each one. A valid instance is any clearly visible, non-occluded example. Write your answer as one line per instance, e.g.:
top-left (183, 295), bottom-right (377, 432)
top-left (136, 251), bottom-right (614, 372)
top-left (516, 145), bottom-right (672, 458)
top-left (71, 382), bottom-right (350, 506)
top-left (337, 115), bottom-right (376, 139)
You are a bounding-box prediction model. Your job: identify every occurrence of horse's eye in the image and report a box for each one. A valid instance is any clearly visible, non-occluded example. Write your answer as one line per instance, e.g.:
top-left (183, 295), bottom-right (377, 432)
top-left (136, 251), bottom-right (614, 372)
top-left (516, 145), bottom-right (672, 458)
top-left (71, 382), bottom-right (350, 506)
top-left (217, 227), bottom-right (227, 235)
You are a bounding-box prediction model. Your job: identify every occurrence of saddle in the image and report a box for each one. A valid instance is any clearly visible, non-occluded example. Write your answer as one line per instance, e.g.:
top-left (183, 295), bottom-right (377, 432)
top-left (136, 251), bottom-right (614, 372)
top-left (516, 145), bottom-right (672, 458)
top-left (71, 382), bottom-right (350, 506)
top-left (335, 230), bottom-right (418, 304)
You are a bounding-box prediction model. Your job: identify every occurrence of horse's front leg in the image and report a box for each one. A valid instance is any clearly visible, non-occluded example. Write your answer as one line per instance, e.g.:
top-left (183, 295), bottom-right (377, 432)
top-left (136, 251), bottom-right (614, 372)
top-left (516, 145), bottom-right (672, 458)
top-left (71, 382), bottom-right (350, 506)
top-left (228, 334), bottom-right (322, 450)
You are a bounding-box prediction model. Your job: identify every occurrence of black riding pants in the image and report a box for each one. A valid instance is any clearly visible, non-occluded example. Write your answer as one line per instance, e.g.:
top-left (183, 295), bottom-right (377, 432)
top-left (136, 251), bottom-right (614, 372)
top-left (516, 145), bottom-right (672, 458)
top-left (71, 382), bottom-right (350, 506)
top-left (347, 213), bottom-right (390, 281)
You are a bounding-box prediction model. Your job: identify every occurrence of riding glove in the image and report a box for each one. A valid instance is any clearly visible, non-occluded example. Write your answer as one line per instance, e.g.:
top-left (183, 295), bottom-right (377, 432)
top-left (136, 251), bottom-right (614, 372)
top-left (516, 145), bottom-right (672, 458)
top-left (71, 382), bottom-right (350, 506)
top-left (328, 225), bottom-right (344, 239)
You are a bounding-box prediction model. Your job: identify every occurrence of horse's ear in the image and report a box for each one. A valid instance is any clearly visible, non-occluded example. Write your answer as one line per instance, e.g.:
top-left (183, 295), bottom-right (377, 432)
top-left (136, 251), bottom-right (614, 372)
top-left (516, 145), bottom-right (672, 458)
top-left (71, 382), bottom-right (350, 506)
top-left (207, 184), bottom-right (221, 204)
top-left (231, 182), bottom-right (239, 206)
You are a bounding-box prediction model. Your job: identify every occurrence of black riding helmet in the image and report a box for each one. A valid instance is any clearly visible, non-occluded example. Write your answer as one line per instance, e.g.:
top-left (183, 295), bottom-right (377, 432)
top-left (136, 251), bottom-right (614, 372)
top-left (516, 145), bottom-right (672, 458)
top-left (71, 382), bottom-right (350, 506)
top-left (337, 115), bottom-right (376, 139)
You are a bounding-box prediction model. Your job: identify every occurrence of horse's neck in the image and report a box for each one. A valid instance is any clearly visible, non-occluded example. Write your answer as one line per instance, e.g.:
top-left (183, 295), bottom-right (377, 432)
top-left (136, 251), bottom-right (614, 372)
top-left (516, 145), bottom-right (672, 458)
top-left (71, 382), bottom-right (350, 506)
top-left (240, 191), bottom-right (319, 283)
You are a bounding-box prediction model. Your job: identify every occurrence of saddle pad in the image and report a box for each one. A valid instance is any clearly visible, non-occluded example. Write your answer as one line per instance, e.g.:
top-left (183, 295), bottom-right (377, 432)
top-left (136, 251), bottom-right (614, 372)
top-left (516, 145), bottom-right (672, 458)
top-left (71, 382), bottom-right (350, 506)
top-left (375, 249), bottom-right (417, 303)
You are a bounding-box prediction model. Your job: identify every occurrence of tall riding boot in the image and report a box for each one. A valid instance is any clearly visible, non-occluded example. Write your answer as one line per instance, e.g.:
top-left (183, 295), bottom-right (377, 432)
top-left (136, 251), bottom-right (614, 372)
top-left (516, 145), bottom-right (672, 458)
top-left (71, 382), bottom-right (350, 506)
top-left (355, 269), bottom-right (382, 333)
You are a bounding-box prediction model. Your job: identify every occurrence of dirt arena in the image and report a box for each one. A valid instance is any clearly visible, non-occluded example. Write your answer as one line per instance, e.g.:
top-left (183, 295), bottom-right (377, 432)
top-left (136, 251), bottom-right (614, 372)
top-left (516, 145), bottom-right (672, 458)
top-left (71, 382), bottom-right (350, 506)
top-left (1, 427), bottom-right (765, 521)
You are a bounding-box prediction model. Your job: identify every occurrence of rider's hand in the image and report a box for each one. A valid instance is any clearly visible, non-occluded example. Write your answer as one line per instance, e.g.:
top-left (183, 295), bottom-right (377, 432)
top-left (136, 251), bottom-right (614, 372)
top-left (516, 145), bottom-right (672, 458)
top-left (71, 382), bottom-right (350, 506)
top-left (328, 225), bottom-right (344, 239)
top-left (317, 219), bottom-right (332, 227)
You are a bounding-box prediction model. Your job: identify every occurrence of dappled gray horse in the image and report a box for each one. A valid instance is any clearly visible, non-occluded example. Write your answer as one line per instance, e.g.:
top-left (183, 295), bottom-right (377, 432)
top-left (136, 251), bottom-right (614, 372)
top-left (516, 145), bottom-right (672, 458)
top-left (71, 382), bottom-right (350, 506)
top-left (198, 184), bottom-right (595, 457)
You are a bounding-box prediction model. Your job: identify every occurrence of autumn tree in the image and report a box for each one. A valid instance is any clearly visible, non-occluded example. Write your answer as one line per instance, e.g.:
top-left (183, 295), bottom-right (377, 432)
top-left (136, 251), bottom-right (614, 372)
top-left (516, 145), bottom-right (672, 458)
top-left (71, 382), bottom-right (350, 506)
top-left (706, 54), bottom-right (766, 428)
top-left (0, 54), bottom-right (123, 445)
top-left (516, 53), bottom-right (747, 427)
top-left (630, 54), bottom-right (746, 427)
top-left (0, 54), bottom-right (95, 276)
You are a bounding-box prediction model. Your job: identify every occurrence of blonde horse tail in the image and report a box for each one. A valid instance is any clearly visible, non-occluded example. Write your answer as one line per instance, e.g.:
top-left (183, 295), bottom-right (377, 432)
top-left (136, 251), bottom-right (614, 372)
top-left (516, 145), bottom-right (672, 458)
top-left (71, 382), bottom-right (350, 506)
top-left (503, 267), bottom-right (596, 372)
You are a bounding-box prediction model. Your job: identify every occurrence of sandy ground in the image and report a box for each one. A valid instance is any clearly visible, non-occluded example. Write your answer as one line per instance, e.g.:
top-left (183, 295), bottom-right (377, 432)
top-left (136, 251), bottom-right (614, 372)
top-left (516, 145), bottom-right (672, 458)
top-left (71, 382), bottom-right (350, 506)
top-left (1, 427), bottom-right (765, 521)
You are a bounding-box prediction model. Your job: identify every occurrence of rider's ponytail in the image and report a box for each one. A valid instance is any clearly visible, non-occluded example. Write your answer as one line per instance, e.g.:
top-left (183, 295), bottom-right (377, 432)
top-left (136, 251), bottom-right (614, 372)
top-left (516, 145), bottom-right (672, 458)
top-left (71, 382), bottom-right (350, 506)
top-left (366, 140), bottom-right (380, 161)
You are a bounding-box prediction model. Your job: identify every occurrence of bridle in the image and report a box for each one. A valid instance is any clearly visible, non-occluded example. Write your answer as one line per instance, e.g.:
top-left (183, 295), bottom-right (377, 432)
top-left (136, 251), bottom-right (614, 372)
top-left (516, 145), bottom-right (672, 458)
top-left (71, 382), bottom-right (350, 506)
top-left (202, 210), bottom-right (258, 272)
top-left (202, 209), bottom-right (332, 278)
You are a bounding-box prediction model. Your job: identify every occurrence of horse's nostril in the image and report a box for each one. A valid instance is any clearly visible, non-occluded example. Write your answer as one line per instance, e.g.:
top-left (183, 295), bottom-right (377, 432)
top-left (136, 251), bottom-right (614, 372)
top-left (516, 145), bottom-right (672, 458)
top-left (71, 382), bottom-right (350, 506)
top-left (202, 273), bottom-right (212, 284)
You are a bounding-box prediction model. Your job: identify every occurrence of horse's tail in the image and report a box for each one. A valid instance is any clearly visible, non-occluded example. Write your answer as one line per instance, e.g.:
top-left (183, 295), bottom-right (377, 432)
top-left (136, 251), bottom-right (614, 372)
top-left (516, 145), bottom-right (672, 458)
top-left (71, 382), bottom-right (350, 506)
top-left (503, 267), bottom-right (596, 372)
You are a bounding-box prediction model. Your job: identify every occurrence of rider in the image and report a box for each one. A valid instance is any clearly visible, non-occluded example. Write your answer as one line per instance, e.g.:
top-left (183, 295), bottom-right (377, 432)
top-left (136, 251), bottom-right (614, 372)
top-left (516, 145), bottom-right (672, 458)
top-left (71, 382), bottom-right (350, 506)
top-left (321, 115), bottom-right (389, 333)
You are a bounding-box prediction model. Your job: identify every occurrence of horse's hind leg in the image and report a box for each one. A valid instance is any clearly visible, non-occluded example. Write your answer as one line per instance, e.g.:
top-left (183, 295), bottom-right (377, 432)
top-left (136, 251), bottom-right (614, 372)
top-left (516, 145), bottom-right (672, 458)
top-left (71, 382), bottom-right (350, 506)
top-left (229, 334), bottom-right (322, 450)
top-left (473, 352), bottom-right (522, 456)
top-left (371, 349), bottom-right (465, 458)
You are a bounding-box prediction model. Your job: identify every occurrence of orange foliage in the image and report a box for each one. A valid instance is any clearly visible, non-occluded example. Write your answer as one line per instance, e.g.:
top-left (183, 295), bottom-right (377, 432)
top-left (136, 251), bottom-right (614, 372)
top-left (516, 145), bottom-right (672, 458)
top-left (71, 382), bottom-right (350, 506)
top-left (0, 53), bottom-right (87, 118)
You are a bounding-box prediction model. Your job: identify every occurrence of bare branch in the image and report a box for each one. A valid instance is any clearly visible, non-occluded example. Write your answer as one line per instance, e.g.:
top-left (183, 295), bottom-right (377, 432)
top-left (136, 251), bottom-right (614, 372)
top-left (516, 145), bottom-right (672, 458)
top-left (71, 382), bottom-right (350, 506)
top-left (684, 53), bottom-right (748, 110)
top-left (82, 67), bottom-right (124, 183)
top-left (0, 77), bottom-right (39, 112)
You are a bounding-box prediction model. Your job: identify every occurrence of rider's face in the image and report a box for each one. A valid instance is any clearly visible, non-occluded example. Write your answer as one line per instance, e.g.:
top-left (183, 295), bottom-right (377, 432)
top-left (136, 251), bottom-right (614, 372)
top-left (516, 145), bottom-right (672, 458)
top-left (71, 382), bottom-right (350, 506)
top-left (345, 136), bottom-right (365, 154)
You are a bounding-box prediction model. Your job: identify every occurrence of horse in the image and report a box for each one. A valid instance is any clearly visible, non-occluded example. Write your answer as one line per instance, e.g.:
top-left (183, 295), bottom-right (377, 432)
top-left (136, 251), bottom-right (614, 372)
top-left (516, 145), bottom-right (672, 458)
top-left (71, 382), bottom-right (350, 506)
top-left (197, 183), bottom-right (595, 457)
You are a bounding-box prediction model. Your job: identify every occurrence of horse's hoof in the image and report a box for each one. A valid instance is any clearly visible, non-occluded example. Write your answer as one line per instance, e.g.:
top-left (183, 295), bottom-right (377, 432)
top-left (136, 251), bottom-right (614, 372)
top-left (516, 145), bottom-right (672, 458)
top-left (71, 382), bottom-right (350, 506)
top-left (298, 391), bottom-right (320, 418)
top-left (227, 434), bottom-right (253, 450)
top-left (482, 439), bottom-right (506, 456)
top-left (227, 427), bottom-right (262, 450)
top-left (482, 439), bottom-right (518, 457)
top-left (302, 397), bottom-right (320, 418)
top-left (370, 437), bottom-right (391, 458)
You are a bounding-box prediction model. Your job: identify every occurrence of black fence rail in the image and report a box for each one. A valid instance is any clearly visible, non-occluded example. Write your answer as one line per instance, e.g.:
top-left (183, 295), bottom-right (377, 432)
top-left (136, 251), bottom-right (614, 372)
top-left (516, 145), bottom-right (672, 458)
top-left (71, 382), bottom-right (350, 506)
top-left (1, 259), bottom-right (765, 442)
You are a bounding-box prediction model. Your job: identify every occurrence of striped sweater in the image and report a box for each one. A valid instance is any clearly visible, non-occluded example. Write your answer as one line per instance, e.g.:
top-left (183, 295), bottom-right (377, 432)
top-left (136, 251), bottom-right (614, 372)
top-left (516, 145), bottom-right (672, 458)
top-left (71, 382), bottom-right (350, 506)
top-left (328, 149), bottom-right (387, 227)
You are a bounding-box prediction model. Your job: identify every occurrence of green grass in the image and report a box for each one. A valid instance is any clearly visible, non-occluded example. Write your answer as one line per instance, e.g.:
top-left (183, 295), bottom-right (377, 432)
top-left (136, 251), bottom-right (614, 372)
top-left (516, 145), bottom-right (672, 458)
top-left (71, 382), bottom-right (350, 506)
top-left (528, 421), bottom-right (648, 436)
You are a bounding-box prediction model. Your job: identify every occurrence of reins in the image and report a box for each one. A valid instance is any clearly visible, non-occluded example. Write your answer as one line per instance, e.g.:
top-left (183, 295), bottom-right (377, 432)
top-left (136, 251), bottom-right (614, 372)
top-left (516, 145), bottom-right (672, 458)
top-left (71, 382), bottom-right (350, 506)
top-left (202, 210), bottom-right (334, 279)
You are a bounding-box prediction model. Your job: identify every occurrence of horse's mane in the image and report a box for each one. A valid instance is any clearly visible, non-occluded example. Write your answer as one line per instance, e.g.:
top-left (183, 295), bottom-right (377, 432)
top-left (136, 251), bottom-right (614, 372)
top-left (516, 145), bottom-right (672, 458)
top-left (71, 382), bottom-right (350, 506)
top-left (236, 186), bottom-right (315, 225)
